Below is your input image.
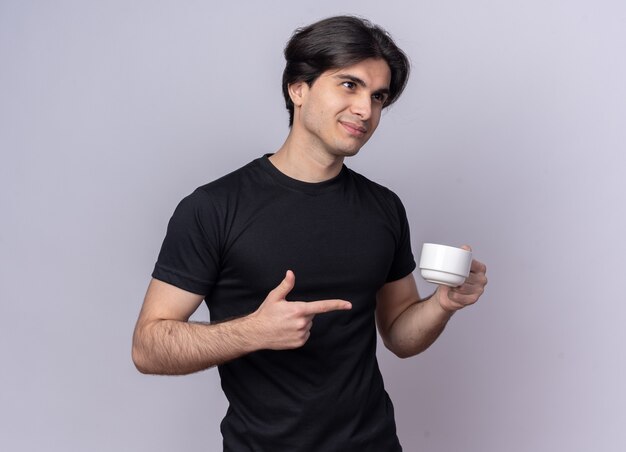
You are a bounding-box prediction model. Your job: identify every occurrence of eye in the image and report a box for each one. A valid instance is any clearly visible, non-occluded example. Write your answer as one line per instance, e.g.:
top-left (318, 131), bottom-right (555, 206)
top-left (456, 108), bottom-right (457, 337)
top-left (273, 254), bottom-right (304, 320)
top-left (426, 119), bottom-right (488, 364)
top-left (372, 92), bottom-right (389, 104)
top-left (342, 81), bottom-right (356, 90)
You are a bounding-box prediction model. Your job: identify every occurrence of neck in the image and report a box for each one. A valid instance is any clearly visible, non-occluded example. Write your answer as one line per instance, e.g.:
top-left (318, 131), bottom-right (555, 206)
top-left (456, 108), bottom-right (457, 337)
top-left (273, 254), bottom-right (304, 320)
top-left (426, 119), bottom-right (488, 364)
top-left (269, 133), bottom-right (344, 183)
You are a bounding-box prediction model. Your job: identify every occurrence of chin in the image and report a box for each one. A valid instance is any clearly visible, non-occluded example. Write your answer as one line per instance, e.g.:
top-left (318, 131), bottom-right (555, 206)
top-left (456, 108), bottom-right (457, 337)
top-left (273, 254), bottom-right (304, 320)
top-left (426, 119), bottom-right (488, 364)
top-left (334, 140), bottom-right (368, 157)
top-left (329, 147), bottom-right (360, 158)
top-left (342, 148), bottom-right (361, 157)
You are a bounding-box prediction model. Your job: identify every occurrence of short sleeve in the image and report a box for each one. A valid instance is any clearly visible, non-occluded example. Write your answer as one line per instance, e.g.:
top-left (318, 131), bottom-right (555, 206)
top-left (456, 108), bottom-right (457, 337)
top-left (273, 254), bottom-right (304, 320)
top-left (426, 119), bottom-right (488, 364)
top-left (152, 189), bottom-right (221, 296)
top-left (385, 193), bottom-right (416, 282)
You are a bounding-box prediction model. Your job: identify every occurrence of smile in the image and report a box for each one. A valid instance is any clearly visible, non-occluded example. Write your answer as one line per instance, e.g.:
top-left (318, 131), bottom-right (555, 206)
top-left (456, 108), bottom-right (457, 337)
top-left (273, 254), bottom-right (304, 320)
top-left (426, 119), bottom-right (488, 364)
top-left (340, 121), bottom-right (367, 137)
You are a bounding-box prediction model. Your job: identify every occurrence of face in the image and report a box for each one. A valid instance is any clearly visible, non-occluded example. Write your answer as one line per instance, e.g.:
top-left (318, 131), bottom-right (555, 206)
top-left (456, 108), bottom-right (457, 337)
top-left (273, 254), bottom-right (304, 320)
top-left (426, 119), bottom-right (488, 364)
top-left (289, 58), bottom-right (392, 159)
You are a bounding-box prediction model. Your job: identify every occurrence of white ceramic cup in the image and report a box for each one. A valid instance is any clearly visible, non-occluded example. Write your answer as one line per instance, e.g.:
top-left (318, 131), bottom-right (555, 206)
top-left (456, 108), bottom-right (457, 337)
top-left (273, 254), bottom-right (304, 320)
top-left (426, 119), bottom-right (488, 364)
top-left (419, 243), bottom-right (473, 287)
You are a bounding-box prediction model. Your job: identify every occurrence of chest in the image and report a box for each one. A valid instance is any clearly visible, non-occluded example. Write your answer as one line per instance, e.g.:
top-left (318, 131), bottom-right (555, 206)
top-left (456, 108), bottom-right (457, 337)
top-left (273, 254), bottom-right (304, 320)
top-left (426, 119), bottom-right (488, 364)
top-left (210, 191), bottom-right (399, 317)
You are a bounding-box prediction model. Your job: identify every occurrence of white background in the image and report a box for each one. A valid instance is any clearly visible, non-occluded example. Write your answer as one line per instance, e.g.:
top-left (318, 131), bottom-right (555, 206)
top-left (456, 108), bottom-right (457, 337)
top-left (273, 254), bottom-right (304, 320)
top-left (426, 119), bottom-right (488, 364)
top-left (1, 1), bottom-right (625, 451)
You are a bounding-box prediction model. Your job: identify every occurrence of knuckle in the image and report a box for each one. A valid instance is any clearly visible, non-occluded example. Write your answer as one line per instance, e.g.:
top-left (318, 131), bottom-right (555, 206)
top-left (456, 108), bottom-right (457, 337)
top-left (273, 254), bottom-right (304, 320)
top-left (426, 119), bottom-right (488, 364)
top-left (290, 304), bottom-right (304, 316)
top-left (295, 318), bottom-right (308, 330)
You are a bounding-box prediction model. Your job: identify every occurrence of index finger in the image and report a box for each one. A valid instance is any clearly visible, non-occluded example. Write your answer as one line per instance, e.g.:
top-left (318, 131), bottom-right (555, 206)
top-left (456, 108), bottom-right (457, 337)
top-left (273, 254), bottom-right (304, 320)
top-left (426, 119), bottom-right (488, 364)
top-left (298, 299), bottom-right (352, 315)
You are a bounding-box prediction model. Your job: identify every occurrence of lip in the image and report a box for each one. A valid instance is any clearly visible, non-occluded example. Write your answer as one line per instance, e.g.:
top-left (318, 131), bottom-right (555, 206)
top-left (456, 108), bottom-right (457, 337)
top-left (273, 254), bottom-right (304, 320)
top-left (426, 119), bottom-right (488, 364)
top-left (339, 121), bottom-right (367, 137)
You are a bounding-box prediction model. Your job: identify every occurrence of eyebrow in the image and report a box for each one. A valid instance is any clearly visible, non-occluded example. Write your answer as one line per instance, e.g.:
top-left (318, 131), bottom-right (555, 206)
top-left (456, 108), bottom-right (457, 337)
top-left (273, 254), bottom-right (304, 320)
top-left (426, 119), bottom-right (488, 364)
top-left (333, 74), bottom-right (390, 96)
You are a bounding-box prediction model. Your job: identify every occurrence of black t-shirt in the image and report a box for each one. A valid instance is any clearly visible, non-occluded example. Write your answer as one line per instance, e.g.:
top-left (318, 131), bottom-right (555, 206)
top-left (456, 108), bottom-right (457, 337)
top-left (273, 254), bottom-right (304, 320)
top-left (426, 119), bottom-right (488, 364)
top-left (153, 155), bottom-right (416, 451)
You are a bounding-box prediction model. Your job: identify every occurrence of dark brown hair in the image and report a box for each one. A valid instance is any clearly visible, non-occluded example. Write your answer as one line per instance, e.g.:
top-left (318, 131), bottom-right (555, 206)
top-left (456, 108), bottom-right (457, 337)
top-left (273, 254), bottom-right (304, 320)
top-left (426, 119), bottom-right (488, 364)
top-left (282, 15), bottom-right (410, 126)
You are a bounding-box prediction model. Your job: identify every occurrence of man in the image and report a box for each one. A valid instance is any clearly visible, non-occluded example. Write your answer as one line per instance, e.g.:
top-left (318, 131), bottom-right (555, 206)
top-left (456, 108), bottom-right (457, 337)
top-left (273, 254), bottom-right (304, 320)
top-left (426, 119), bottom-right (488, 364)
top-left (132, 15), bottom-right (487, 451)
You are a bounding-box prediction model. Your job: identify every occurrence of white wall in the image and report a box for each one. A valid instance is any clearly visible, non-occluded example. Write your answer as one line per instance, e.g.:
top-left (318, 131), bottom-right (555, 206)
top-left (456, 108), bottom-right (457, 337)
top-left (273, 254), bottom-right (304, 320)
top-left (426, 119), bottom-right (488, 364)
top-left (1, 1), bottom-right (624, 451)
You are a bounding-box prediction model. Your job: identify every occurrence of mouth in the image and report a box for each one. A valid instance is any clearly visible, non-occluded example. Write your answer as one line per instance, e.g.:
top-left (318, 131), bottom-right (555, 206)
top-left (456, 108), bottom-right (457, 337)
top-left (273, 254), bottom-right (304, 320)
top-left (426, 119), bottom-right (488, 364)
top-left (339, 121), bottom-right (368, 137)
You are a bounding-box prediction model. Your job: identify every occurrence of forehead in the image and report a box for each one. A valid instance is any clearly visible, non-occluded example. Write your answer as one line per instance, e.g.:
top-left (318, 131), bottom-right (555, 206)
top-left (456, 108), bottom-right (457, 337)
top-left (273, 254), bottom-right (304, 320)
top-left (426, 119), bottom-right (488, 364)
top-left (323, 58), bottom-right (391, 88)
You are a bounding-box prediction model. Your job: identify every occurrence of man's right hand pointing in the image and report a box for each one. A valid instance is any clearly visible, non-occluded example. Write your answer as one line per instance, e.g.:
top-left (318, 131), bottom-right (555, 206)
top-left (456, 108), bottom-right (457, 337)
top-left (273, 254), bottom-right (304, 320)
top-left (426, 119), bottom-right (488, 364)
top-left (251, 270), bottom-right (352, 350)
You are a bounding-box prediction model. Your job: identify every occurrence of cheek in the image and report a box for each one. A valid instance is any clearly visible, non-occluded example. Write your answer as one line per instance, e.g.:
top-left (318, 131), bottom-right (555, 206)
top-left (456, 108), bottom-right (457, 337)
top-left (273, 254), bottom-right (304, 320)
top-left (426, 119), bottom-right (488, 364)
top-left (303, 105), bottom-right (325, 134)
top-left (303, 101), bottom-right (335, 134)
top-left (369, 112), bottom-right (382, 132)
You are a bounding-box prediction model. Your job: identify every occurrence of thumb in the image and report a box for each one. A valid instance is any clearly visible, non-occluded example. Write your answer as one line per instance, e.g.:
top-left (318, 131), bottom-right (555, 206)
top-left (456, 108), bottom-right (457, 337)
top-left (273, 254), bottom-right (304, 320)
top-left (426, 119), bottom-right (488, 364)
top-left (268, 270), bottom-right (295, 302)
top-left (460, 244), bottom-right (472, 252)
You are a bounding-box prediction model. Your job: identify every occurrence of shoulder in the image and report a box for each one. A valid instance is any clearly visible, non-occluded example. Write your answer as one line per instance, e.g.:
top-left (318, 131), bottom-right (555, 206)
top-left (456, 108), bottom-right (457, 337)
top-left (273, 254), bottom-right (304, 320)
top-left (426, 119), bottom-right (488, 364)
top-left (196, 158), bottom-right (265, 197)
top-left (168, 158), bottom-right (263, 221)
top-left (181, 156), bottom-right (268, 205)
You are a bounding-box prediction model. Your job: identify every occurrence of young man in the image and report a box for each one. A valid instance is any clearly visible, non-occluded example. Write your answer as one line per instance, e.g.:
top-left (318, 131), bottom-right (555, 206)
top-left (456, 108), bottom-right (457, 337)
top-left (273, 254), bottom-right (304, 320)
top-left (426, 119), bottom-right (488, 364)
top-left (132, 16), bottom-right (487, 451)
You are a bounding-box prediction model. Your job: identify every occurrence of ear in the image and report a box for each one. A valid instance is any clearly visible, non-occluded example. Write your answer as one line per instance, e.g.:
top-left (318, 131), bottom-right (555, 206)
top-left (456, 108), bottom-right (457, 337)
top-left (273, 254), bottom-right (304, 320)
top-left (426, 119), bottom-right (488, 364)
top-left (288, 81), bottom-right (308, 107)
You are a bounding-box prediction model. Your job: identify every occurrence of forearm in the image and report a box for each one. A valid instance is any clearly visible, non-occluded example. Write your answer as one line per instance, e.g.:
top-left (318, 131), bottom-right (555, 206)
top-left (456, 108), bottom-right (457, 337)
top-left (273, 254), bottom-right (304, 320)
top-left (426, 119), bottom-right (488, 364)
top-left (384, 292), bottom-right (454, 359)
top-left (132, 315), bottom-right (260, 375)
top-left (132, 271), bottom-right (352, 375)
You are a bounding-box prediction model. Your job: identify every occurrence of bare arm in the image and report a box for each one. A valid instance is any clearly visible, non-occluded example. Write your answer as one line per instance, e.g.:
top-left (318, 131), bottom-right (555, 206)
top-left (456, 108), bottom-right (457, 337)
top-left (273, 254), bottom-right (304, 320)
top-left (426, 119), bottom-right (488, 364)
top-left (132, 271), bottom-right (352, 375)
top-left (131, 278), bottom-right (258, 374)
top-left (376, 249), bottom-right (487, 358)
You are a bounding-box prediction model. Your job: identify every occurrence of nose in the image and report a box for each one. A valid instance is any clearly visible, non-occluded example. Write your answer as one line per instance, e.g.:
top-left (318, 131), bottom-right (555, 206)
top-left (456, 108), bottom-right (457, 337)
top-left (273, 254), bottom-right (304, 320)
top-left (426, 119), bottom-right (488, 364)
top-left (350, 93), bottom-right (372, 120)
